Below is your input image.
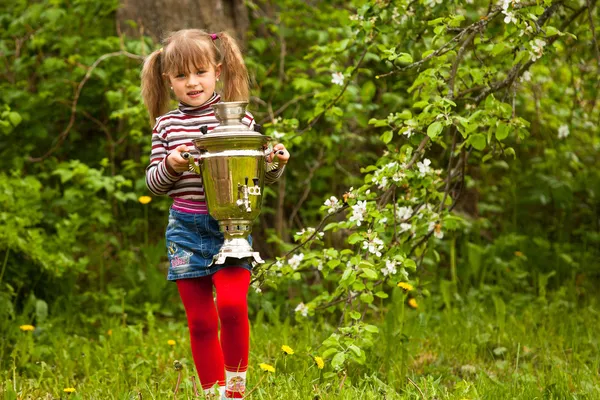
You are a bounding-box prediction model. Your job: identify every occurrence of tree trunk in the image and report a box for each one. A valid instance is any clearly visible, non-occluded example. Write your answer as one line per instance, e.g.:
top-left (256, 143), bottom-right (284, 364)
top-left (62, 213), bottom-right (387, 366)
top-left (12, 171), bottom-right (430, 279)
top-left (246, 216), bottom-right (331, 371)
top-left (117, 0), bottom-right (249, 46)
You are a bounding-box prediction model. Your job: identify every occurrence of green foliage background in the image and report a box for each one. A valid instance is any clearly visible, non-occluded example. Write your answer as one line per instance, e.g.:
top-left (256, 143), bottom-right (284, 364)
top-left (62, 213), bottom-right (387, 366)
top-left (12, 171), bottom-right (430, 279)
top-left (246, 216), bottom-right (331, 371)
top-left (1, 0), bottom-right (599, 396)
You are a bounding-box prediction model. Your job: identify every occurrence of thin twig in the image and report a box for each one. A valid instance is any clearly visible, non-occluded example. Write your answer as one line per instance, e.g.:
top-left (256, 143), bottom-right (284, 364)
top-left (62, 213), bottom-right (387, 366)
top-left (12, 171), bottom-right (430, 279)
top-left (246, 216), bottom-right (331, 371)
top-left (296, 40), bottom-right (373, 135)
top-left (29, 50), bottom-right (143, 162)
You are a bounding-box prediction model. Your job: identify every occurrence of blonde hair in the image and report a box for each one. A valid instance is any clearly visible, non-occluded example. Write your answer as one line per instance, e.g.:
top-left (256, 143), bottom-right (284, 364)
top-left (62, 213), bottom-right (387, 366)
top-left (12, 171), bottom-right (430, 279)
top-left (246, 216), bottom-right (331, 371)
top-left (140, 29), bottom-right (250, 124)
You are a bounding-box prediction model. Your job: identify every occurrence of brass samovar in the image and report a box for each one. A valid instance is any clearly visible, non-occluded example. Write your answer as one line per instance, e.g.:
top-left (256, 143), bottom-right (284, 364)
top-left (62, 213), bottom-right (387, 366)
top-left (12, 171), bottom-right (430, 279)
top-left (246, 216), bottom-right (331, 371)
top-left (182, 101), bottom-right (275, 265)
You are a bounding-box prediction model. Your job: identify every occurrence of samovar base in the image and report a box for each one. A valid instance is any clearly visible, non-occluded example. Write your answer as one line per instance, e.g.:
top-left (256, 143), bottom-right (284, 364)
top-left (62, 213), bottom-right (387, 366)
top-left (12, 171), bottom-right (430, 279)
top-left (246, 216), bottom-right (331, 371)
top-left (212, 237), bottom-right (265, 265)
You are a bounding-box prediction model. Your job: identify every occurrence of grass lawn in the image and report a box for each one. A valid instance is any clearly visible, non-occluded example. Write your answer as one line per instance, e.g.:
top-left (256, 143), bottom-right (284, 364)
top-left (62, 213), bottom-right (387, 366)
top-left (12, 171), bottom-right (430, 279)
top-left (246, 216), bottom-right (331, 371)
top-left (2, 289), bottom-right (599, 399)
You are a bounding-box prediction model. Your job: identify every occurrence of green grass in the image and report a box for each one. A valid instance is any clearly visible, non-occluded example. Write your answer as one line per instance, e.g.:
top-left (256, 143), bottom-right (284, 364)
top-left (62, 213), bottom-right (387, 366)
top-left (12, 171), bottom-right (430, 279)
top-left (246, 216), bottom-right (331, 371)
top-left (2, 289), bottom-right (599, 399)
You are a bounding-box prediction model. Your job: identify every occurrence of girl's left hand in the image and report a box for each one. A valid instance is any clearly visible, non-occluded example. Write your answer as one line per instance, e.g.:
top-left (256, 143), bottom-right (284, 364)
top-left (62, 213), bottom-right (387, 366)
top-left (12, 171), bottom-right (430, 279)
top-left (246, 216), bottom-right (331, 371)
top-left (268, 143), bottom-right (290, 166)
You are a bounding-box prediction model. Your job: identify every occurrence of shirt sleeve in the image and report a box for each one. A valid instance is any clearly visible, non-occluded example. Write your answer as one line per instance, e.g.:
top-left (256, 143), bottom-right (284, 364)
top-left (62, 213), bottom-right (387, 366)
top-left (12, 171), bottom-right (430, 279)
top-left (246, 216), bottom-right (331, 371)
top-left (242, 111), bottom-right (255, 131)
top-left (145, 123), bottom-right (182, 196)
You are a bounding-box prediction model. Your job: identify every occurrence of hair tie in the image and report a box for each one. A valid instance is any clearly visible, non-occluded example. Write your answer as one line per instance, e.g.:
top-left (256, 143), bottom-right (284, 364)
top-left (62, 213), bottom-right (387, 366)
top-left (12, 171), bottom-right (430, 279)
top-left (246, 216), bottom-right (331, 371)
top-left (210, 33), bottom-right (218, 41)
top-left (159, 47), bottom-right (164, 53)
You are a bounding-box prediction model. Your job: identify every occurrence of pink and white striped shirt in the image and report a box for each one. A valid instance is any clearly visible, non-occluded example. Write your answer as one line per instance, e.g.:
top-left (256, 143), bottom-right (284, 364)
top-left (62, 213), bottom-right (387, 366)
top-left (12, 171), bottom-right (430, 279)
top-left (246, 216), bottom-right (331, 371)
top-left (145, 93), bottom-right (284, 213)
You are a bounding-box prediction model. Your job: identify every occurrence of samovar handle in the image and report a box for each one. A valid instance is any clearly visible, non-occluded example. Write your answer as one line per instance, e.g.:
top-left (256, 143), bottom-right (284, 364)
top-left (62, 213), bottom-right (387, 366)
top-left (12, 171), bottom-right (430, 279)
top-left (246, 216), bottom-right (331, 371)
top-left (180, 152), bottom-right (201, 174)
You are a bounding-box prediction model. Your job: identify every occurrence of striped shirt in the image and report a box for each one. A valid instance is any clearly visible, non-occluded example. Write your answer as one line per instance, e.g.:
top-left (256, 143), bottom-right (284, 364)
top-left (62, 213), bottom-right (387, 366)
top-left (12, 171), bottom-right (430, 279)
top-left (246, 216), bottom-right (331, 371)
top-left (145, 92), bottom-right (285, 209)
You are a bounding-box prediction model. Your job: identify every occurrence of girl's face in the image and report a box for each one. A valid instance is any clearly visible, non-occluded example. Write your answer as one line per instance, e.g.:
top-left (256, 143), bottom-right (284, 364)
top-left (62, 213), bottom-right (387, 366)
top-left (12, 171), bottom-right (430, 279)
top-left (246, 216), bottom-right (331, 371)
top-left (168, 62), bottom-right (221, 107)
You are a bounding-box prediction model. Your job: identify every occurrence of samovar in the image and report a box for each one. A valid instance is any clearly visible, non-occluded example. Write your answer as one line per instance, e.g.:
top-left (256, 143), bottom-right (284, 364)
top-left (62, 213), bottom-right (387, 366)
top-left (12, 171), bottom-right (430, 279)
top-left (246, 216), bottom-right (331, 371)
top-left (181, 101), bottom-right (275, 265)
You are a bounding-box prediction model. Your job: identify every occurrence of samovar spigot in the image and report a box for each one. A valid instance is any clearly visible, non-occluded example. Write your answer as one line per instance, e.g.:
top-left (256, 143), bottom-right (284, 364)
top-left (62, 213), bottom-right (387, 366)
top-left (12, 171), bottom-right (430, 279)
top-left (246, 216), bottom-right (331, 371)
top-left (237, 177), bottom-right (252, 213)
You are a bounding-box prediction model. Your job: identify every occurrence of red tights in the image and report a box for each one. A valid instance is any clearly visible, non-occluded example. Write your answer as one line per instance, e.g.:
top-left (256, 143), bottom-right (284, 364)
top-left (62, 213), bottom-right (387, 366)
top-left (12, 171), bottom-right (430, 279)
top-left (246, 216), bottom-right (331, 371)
top-left (177, 267), bottom-right (251, 390)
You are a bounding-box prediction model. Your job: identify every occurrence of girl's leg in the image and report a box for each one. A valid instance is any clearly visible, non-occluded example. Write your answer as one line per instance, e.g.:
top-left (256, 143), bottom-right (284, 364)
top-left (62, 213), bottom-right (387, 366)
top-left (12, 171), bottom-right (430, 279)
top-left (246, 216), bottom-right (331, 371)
top-left (212, 267), bottom-right (251, 398)
top-left (177, 277), bottom-right (225, 393)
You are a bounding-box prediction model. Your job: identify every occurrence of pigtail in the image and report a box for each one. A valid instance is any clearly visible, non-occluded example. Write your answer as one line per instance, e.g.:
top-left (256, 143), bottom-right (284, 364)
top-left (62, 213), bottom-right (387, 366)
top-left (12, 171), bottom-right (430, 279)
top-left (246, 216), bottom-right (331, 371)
top-left (141, 49), bottom-right (171, 125)
top-left (216, 32), bottom-right (250, 102)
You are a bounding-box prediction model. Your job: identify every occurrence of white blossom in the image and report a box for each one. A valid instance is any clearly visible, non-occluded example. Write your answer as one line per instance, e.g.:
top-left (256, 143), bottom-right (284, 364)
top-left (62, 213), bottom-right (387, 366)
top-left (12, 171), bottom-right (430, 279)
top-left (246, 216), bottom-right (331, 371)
top-left (324, 196), bottom-right (342, 214)
top-left (288, 253), bottom-right (305, 270)
top-left (403, 128), bottom-right (414, 138)
top-left (503, 11), bottom-right (517, 24)
top-left (378, 176), bottom-right (389, 190)
top-left (530, 39), bottom-right (546, 61)
top-left (271, 130), bottom-right (285, 140)
top-left (400, 223), bottom-right (412, 233)
top-left (362, 235), bottom-right (385, 258)
top-left (349, 200), bottom-right (368, 226)
top-left (417, 158), bottom-right (432, 175)
top-left (392, 171), bottom-right (406, 182)
top-left (331, 72), bottom-right (344, 86)
top-left (295, 302), bottom-right (309, 317)
top-left (558, 125), bottom-right (570, 139)
top-left (521, 70), bottom-right (532, 82)
top-left (396, 206), bottom-right (413, 221)
top-left (381, 259), bottom-right (398, 276)
top-left (429, 221), bottom-right (444, 239)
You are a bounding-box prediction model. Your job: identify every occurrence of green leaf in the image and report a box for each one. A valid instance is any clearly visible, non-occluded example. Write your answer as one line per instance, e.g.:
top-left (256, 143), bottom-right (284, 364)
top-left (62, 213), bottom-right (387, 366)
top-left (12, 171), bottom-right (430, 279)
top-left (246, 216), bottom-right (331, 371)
top-left (348, 344), bottom-right (362, 357)
top-left (361, 268), bottom-right (378, 280)
top-left (428, 17), bottom-right (444, 25)
top-left (381, 130), bottom-right (393, 144)
top-left (375, 291), bottom-right (389, 298)
top-left (504, 147), bottom-right (516, 159)
top-left (427, 121), bottom-right (444, 138)
top-left (396, 53), bottom-right (413, 64)
top-left (496, 122), bottom-right (510, 141)
top-left (349, 311), bottom-right (361, 320)
top-left (323, 222), bottom-right (339, 231)
top-left (469, 133), bottom-right (486, 150)
top-left (359, 292), bottom-right (374, 304)
top-left (331, 352), bottom-right (346, 369)
top-left (8, 112), bottom-right (22, 127)
top-left (364, 324), bottom-right (379, 333)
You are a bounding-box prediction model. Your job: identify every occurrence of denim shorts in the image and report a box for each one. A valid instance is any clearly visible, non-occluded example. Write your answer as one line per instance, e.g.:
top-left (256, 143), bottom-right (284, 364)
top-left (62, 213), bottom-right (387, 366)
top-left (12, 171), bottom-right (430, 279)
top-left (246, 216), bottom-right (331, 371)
top-left (165, 208), bottom-right (252, 281)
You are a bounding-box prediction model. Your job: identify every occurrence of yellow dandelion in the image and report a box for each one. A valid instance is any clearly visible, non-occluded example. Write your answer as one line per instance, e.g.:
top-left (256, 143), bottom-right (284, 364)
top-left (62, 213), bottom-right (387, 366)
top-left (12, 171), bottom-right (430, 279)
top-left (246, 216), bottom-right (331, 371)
top-left (281, 345), bottom-right (294, 355)
top-left (514, 251), bottom-right (524, 257)
top-left (397, 282), bottom-right (414, 292)
top-left (138, 196), bottom-right (152, 205)
top-left (63, 388), bottom-right (76, 393)
top-left (408, 298), bottom-right (418, 309)
top-left (19, 325), bottom-right (35, 332)
top-left (107, 329), bottom-right (112, 336)
top-left (168, 340), bottom-right (176, 346)
top-left (259, 363), bottom-right (275, 373)
top-left (314, 356), bottom-right (325, 370)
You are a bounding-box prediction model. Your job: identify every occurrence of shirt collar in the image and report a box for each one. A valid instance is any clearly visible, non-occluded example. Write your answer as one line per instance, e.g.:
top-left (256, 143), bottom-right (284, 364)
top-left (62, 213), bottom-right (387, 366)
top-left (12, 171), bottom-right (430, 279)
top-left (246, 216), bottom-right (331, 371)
top-left (178, 92), bottom-right (221, 115)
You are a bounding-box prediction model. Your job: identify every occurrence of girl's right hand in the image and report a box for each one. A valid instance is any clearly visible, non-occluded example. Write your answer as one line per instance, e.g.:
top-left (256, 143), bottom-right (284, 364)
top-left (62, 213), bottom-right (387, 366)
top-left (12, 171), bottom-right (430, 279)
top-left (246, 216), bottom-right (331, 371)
top-left (166, 145), bottom-right (191, 173)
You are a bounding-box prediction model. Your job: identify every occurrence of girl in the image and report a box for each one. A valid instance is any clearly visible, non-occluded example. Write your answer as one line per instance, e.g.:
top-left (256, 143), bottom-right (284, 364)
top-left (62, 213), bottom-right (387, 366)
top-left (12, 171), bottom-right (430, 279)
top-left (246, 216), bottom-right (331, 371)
top-left (140, 29), bottom-right (289, 399)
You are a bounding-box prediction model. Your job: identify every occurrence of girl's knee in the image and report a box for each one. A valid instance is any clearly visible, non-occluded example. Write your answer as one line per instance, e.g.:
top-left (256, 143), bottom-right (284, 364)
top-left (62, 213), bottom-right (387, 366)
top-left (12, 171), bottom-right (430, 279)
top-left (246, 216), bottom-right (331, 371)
top-left (188, 313), bottom-right (219, 337)
top-left (217, 297), bottom-right (247, 323)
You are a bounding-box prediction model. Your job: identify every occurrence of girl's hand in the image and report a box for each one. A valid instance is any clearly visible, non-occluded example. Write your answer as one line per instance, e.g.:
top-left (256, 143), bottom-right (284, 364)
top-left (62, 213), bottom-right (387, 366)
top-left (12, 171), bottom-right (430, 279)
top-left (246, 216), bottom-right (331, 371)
top-left (167, 145), bottom-right (191, 173)
top-left (268, 143), bottom-right (290, 166)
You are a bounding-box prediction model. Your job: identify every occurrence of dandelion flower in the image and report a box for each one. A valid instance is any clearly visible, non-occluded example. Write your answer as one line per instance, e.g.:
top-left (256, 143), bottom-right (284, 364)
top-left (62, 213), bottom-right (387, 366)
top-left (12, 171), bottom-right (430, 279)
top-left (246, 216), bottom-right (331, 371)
top-left (514, 251), bottom-right (524, 257)
top-left (408, 298), bottom-right (418, 309)
top-left (397, 282), bottom-right (414, 292)
top-left (168, 340), bottom-right (176, 346)
top-left (63, 388), bottom-right (76, 393)
top-left (314, 356), bottom-right (325, 369)
top-left (138, 196), bottom-right (152, 204)
top-left (259, 363), bottom-right (275, 373)
top-left (281, 345), bottom-right (294, 355)
top-left (107, 329), bottom-right (112, 336)
top-left (19, 325), bottom-right (35, 332)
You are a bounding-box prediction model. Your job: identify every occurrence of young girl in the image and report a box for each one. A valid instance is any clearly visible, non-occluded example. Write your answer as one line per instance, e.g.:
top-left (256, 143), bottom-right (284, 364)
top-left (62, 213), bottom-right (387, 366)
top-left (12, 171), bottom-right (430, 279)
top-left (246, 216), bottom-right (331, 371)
top-left (140, 29), bottom-right (289, 399)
